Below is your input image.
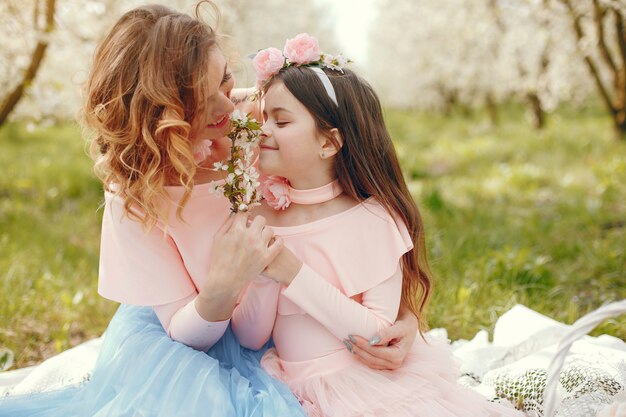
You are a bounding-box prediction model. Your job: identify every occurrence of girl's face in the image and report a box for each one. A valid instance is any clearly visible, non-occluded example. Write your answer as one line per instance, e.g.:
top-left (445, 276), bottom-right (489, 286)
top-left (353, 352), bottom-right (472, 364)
top-left (189, 47), bottom-right (235, 159)
top-left (259, 81), bottom-right (329, 186)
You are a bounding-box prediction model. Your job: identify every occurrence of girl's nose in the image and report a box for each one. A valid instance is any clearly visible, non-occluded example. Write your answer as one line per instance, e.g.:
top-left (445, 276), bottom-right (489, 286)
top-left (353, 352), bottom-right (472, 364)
top-left (260, 125), bottom-right (272, 138)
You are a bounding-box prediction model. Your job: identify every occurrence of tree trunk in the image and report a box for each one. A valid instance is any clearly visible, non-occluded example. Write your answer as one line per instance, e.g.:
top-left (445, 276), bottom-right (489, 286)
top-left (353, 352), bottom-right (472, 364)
top-left (0, 0), bottom-right (56, 127)
top-left (614, 109), bottom-right (626, 140)
top-left (527, 92), bottom-right (545, 130)
top-left (485, 93), bottom-right (498, 126)
top-left (559, 0), bottom-right (626, 141)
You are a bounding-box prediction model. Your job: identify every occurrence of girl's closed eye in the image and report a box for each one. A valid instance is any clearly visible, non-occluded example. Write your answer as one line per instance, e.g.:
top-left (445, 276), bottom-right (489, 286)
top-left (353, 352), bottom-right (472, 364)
top-left (276, 121), bottom-right (289, 127)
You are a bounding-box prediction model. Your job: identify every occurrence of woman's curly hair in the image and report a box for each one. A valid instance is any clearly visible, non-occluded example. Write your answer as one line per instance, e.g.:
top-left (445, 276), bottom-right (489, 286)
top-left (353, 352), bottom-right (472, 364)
top-left (82, 3), bottom-right (221, 229)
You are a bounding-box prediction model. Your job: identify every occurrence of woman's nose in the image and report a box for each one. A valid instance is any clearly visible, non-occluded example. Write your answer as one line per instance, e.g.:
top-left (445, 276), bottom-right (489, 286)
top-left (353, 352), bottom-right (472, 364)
top-left (221, 95), bottom-right (235, 116)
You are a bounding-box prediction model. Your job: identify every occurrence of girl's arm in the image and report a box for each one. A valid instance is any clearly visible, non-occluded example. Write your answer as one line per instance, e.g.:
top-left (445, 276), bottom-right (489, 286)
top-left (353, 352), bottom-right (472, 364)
top-left (284, 263), bottom-right (401, 341)
top-left (268, 256), bottom-right (403, 343)
top-left (230, 277), bottom-right (282, 350)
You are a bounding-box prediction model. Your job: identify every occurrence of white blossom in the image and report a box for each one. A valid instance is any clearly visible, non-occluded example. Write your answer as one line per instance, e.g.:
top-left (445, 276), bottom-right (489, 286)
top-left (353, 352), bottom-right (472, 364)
top-left (211, 111), bottom-right (262, 212)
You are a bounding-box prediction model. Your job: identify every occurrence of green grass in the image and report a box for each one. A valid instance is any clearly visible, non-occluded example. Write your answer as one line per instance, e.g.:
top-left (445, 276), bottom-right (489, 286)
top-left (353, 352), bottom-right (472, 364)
top-left (0, 122), bottom-right (115, 367)
top-left (387, 105), bottom-right (626, 340)
top-left (0, 106), bottom-right (624, 370)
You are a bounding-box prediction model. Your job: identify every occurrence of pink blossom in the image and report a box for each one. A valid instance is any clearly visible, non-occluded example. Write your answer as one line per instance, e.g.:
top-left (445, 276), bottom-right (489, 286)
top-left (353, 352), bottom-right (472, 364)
top-left (252, 47), bottom-right (285, 83)
top-left (283, 33), bottom-right (321, 65)
top-left (262, 176), bottom-right (291, 210)
top-left (192, 139), bottom-right (213, 163)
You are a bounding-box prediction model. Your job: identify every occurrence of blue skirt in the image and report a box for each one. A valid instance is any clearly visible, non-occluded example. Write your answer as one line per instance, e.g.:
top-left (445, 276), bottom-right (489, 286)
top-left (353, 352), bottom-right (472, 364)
top-left (0, 305), bottom-right (306, 416)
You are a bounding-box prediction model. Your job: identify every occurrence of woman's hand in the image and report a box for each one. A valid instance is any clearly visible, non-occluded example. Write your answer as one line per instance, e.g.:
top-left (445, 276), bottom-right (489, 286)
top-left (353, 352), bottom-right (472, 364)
top-left (347, 303), bottom-right (418, 370)
top-left (195, 212), bottom-right (282, 321)
top-left (261, 246), bottom-right (303, 285)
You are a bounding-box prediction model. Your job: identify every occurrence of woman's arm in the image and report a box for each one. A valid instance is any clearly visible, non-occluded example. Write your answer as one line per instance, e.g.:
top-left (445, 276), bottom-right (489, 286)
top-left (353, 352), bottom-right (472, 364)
top-left (100, 186), bottom-right (282, 351)
top-left (150, 214), bottom-right (282, 351)
top-left (153, 293), bottom-right (230, 351)
top-left (347, 301), bottom-right (418, 370)
top-left (195, 212), bottom-right (282, 322)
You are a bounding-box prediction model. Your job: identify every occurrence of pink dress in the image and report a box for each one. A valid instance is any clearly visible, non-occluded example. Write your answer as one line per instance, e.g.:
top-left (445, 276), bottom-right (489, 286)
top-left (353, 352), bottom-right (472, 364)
top-left (97, 182), bottom-right (234, 349)
top-left (98, 181), bottom-right (230, 306)
top-left (232, 198), bottom-right (524, 417)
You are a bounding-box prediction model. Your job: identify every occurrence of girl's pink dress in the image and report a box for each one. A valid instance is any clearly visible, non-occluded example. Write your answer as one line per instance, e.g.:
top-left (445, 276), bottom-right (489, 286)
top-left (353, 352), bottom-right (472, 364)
top-left (232, 198), bottom-right (524, 417)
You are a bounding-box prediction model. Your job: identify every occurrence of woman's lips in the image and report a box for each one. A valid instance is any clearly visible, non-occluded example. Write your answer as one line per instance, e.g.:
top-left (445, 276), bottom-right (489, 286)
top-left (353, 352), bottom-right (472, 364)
top-left (260, 144), bottom-right (278, 151)
top-left (208, 115), bottom-right (228, 129)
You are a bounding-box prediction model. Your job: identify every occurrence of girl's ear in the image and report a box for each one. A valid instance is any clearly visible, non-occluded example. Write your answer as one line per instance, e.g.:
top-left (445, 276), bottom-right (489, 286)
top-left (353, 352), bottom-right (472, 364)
top-left (319, 128), bottom-right (343, 159)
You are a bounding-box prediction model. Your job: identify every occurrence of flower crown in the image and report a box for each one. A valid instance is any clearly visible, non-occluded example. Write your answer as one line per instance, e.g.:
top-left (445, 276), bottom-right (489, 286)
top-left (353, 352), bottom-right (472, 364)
top-left (252, 33), bottom-right (351, 103)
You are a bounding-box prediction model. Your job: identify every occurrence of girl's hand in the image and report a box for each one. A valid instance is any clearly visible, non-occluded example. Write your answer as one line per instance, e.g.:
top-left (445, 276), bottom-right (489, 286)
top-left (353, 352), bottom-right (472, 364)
top-left (348, 305), bottom-right (418, 370)
top-left (196, 212), bottom-right (282, 321)
top-left (261, 246), bottom-right (303, 285)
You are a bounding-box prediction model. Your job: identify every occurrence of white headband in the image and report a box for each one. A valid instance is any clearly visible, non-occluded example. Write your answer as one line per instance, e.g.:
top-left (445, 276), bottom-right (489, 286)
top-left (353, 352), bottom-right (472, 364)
top-left (310, 67), bottom-right (338, 106)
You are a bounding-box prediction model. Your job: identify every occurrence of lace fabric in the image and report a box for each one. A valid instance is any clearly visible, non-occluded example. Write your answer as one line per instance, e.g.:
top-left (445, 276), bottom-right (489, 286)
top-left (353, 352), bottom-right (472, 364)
top-left (480, 352), bottom-right (625, 416)
top-left (451, 303), bottom-right (626, 417)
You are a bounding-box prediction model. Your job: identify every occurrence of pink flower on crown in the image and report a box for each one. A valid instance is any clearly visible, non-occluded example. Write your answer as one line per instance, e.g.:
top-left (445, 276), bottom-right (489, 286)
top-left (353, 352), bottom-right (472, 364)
top-left (262, 176), bottom-right (291, 210)
top-left (253, 47), bottom-right (285, 83)
top-left (283, 33), bottom-right (321, 65)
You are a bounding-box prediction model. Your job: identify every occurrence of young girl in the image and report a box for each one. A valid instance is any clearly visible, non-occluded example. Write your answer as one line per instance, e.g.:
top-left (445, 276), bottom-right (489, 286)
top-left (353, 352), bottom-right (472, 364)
top-left (231, 35), bottom-right (525, 417)
top-left (0, 7), bottom-right (418, 417)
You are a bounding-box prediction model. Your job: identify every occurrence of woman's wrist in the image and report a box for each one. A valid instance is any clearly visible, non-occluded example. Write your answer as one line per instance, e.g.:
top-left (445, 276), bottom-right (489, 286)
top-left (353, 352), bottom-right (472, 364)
top-left (195, 285), bottom-right (240, 322)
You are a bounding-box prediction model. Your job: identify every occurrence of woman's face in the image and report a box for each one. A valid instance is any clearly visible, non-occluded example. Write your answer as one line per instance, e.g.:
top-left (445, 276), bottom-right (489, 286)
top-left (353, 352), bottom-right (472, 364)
top-left (189, 47), bottom-right (235, 159)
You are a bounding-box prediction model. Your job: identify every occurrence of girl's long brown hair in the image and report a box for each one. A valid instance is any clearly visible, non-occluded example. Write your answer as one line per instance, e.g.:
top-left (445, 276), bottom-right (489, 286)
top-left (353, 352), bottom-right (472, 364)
top-left (265, 67), bottom-right (433, 330)
top-left (82, 3), bottom-right (220, 229)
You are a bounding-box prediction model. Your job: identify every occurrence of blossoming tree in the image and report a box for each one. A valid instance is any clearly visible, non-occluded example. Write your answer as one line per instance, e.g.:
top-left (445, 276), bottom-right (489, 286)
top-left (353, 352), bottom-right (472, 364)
top-left (367, 0), bottom-right (591, 128)
top-left (0, 0), bottom-right (332, 127)
top-left (0, 0), bottom-right (56, 126)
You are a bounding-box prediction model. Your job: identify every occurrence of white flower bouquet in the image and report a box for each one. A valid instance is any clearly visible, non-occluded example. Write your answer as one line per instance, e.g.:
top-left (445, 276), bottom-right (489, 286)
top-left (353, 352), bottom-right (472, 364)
top-left (211, 110), bottom-right (262, 212)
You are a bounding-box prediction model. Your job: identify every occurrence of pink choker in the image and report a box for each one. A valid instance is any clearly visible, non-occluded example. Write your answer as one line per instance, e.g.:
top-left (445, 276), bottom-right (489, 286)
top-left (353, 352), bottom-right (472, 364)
top-left (262, 176), bottom-right (343, 210)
